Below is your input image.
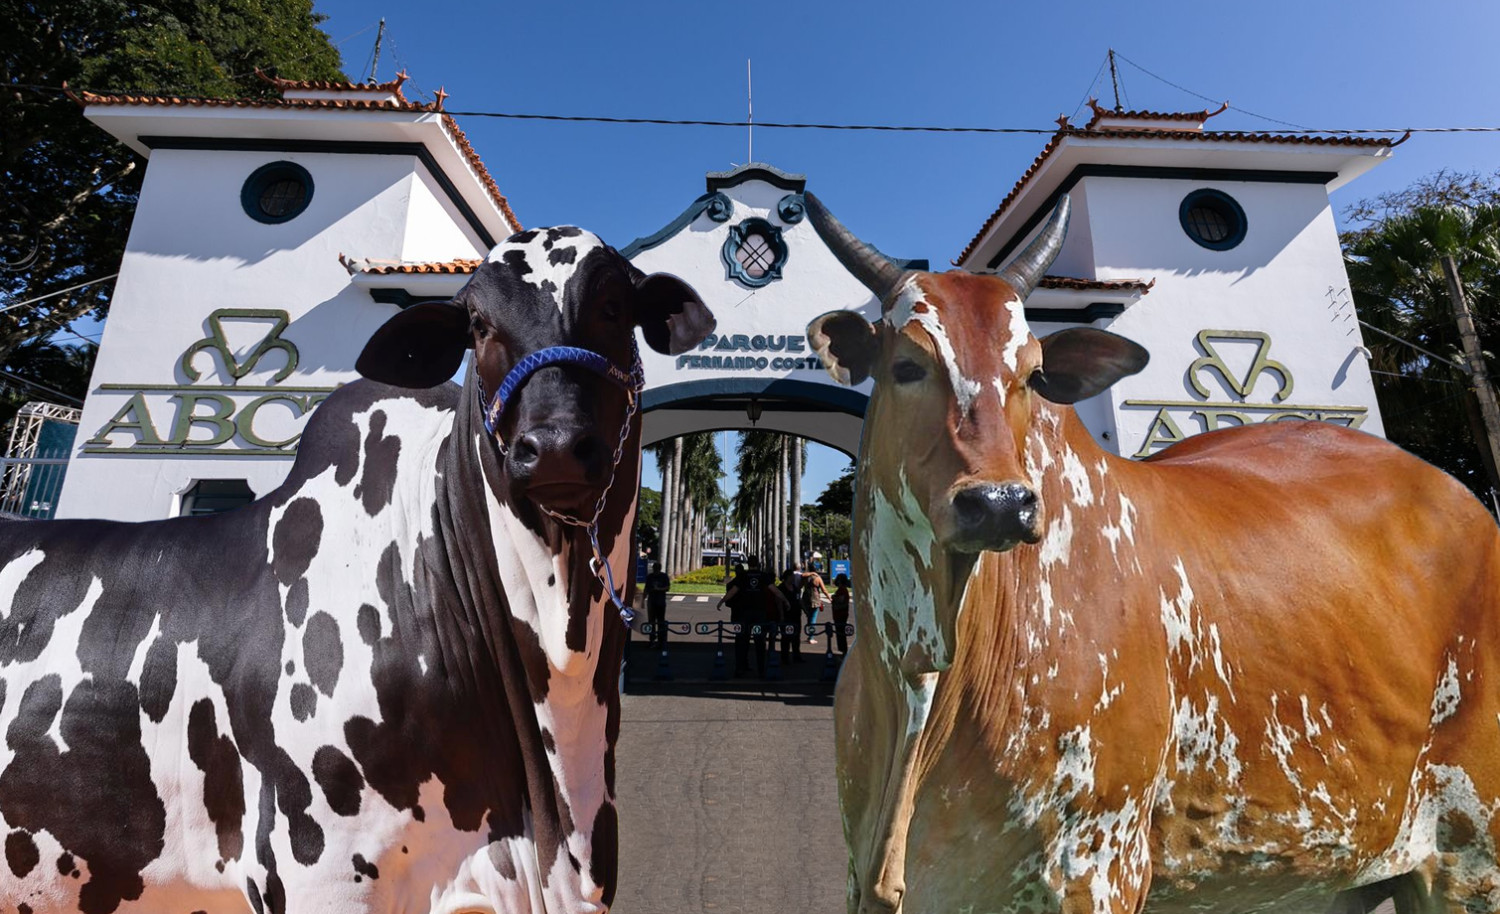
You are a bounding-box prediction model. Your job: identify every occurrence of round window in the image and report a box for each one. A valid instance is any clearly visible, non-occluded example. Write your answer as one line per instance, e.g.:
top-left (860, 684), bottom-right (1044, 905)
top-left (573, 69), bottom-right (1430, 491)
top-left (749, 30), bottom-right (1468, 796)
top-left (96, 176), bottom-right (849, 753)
top-left (721, 218), bottom-right (788, 287)
top-left (1179, 189), bottom-right (1246, 251)
top-left (736, 232), bottom-right (776, 279)
top-left (242, 161), bottom-right (313, 224)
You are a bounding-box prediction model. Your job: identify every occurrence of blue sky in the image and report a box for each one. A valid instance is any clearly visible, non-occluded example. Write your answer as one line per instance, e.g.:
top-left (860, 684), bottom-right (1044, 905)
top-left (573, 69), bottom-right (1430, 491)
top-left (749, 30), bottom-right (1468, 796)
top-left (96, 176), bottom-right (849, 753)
top-left (305, 0), bottom-right (1500, 502)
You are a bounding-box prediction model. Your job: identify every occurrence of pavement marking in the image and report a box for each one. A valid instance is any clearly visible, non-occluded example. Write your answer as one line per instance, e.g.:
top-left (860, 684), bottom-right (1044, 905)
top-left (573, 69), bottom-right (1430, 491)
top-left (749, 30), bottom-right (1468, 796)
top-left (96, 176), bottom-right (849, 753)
top-left (696, 595), bottom-right (711, 603)
top-left (670, 595), bottom-right (685, 602)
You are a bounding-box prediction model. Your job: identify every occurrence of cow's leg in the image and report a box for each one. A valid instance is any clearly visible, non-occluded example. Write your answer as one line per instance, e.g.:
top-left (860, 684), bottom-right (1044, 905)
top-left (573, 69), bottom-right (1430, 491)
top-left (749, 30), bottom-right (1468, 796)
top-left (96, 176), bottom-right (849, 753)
top-left (865, 672), bottom-right (941, 914)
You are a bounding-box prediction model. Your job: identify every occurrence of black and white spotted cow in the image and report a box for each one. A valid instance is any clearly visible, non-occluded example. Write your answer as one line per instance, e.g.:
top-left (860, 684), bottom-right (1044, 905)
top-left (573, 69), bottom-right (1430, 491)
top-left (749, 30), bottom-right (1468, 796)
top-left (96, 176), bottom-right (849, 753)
top-left (0, 227), bottom-right (714, 914)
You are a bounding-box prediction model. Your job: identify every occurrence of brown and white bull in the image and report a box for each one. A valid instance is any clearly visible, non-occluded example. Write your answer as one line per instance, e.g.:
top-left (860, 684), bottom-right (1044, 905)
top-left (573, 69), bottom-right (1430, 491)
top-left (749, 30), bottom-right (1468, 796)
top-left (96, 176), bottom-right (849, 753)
top-left (805, 194), bottom-right (1500, 914)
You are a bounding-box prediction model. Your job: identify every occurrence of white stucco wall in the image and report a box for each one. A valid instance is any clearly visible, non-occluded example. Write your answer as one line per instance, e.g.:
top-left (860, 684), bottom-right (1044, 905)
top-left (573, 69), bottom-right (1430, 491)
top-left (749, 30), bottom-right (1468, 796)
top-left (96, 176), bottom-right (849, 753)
top-left (1060, 174), bottom-right (1383, 458)
top-left (628, 177), bottom-right (881, 457)
top-left (57, 148), bottom-right (472, 520)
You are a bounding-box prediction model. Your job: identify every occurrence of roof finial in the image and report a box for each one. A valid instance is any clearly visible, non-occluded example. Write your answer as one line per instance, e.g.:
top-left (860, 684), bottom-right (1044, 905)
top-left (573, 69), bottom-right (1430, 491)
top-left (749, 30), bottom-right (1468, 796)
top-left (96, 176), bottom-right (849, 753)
top-left (432, 86), bottom-right (449, 110)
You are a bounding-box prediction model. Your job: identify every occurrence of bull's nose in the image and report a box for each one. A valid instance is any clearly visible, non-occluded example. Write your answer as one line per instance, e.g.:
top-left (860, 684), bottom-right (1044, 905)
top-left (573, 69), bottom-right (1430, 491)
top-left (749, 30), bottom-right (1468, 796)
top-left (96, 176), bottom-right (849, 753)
top-left (948, 483), bottom-right (1040, 552)
top-left (508, 426), bottom-right (608, 485)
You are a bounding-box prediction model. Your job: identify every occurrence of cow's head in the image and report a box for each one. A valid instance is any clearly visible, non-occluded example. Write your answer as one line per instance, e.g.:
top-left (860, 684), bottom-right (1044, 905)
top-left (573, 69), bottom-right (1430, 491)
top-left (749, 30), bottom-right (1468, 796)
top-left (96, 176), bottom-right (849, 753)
top-left (805, 195), bottom-right (1145, 670)
top-left (357, 227), bottom-right (714, 516)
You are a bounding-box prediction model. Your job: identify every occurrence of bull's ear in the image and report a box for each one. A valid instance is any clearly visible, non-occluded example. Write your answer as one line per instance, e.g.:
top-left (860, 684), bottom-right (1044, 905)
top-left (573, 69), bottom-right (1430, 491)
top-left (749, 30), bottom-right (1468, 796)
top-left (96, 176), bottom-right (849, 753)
top-left (1031, 327), bottom-right (1149, 404)
top-left (356, 300), bottom-right (471, 388)
top-left (807, 310), bottom-right (879, 385)
top-left (635, 272), bottom-right (715, 355)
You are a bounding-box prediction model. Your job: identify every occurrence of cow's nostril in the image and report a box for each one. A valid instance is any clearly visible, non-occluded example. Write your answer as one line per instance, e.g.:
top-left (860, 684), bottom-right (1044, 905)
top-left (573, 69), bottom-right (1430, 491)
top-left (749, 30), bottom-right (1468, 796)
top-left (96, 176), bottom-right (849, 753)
top-left (952, 489), bottom-right (993, 528)
top-left (512, 433), bottom-right (542, 468)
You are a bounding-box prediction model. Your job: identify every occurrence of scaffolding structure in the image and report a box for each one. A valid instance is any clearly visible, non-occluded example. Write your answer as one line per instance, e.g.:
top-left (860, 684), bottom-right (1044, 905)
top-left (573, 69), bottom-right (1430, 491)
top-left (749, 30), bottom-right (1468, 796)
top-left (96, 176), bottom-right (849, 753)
top-left (0, 401), bottom-right (81, 519)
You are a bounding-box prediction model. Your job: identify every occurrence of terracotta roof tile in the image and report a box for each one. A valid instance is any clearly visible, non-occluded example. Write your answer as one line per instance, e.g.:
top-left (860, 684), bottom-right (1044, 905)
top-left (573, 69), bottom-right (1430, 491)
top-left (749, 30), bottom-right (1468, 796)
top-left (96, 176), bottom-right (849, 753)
top-left (955, 127), bottom-right (1402, 266)
top-left (73, 89), bottom-right (436, 113)
top-left (254, 68), bottom-right (410, 97)
top-left (1038, 276), bottom-right (1154, 293)
top-left (440, 114), bottom-right (522, 232)
top-left (1083, 98), bottom-right (1228, 130)
top-left (75, 86), bottom-right (521, 233)
top-left (341, 256), bottom-right (483, 275)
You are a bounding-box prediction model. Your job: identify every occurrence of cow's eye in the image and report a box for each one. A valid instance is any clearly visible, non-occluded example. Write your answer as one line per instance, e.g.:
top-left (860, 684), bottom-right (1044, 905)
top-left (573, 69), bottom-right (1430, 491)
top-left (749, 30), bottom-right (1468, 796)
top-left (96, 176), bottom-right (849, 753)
top-left (601, 300), bottom-right (623, 321)
top-left (1028, 368), bottom-right (1045, 389)
top-left (891, 359), bottom-right (927, 384)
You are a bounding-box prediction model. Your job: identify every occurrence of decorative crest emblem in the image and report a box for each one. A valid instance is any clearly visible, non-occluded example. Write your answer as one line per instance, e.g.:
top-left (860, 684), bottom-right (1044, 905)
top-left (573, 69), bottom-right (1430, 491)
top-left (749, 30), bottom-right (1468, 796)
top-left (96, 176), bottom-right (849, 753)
top-left (180, 309), bottom-right (299, 384)
top-left (1188, 330), bottom-right (1292, 402)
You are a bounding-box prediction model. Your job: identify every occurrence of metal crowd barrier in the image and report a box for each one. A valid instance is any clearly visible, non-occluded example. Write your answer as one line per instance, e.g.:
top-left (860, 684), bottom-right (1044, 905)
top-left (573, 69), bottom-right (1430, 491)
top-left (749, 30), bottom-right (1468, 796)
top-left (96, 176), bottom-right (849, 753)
top-left (626, 618), bottom-right (855, 684)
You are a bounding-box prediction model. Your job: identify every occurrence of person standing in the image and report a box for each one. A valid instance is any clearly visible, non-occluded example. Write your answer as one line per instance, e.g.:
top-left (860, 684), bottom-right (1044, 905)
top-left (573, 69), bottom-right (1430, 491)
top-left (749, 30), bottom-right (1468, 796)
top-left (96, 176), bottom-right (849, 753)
top-left (830, 573), bottom-right (851, 655)
top-left (643, 561), bottom-right (672, 649)
top-left (778, 567), bottom-right (802, 664)
top-left (800, 569), bottom-right (829, 644)
top-left (718, 556), bottom-right (785, 678)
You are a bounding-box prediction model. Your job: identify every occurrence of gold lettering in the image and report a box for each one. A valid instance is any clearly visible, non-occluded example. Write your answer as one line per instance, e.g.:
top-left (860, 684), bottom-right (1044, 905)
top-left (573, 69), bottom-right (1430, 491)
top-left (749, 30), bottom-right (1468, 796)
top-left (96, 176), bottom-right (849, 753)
top-left (236, 394), bottom-right (305, 449)
top-left (1191, 409), bottom-right (1249, 432)
top-left (87, 392), bottom-right (163, 445)
top-left (168, 393), bottom-right (237, 445)
top-left (1134, 409), bottom-right (1187, 458)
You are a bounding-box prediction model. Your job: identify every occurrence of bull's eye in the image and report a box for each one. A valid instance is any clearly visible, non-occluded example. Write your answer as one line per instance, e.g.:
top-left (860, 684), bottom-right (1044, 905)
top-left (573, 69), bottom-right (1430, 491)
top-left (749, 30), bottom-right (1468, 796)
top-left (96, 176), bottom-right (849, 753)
top-left (891, 359), bottom-right (927, 384)
top-left (601, 300), bottom-right (622, 322)
top-left (1028, 368), bottom-right (1045, 390)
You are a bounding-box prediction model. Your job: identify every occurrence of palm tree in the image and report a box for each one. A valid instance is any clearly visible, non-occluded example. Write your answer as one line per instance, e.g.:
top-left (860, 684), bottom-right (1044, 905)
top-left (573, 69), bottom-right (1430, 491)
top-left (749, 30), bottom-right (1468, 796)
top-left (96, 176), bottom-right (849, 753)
top-left (1347, 202), bottom-right (1500, 498)
top-left (677, 432), bottom-right (721, 573)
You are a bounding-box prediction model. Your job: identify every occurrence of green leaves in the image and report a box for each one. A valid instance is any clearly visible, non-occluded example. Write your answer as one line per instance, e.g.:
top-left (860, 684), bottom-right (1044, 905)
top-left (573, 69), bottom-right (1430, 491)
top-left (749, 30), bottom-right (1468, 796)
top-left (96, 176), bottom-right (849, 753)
top-left (1344, 182), bottom-right (1500, 498)
top-left (0, 0), bottom-right (345, 395)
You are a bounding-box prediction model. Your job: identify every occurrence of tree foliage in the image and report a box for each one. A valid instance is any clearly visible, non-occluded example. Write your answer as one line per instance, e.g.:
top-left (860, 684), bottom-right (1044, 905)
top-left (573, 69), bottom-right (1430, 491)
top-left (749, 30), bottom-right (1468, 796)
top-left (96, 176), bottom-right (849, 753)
top-left (1343, 175), bottom-right (1500, 500)
top-left (1, 0), bottom-right (345, 381)
top-left (815, 462), bottom-right (856, 517)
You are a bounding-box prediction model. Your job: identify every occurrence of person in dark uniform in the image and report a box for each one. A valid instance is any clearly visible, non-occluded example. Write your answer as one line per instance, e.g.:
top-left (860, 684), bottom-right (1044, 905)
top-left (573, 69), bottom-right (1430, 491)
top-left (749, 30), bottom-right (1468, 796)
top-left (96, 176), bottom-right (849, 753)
top-left (643, 561), bottom-right (671, 649)
top-left (778, 567), bottom-right (802, 664)
top-left (718, 555), bottom-right (785, 677)
top-left (831, 573), bottom-right (852, 655)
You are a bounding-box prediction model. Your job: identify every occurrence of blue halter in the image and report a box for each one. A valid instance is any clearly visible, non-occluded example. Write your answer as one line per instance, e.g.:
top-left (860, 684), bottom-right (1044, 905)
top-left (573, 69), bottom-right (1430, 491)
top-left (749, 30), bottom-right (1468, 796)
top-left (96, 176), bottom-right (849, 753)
top-left (477, 339), bottom-right (646, 627)
top-left (480, 341), bottom-right (644, 437)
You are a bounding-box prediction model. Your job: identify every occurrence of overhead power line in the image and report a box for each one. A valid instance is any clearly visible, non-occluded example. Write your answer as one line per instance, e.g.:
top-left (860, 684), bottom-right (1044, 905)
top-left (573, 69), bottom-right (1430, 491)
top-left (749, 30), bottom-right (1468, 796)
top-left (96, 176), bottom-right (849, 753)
top-left (0, 273), bottom-right (119, 314)
top-left (18, 81), bottom-right (1500, 135)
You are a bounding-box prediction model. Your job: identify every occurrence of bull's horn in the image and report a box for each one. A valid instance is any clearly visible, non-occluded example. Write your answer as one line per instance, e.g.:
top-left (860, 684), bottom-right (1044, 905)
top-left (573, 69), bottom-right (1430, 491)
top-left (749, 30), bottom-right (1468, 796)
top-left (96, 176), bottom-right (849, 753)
top-left (996, 194), bottom-right (1071, 302)
top-left (804, 192), bottom-right (906, 303)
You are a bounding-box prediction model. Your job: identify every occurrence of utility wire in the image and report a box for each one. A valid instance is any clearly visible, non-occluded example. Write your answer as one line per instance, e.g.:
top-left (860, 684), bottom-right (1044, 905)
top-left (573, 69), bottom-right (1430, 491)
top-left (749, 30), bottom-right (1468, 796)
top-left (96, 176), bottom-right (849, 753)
top-left (0, 273), bottom-right (118, 314)
top-left (1357, 318), bottom-right (1467, 371)
top-left (1070, 55), bottom-right (1110, 122)
top-left (1111, 51), bottom-right (1309, 130)
top-left (0, 369), bottom-right (82, 406)
top-left (16, 80), bottom-right (1500, 135)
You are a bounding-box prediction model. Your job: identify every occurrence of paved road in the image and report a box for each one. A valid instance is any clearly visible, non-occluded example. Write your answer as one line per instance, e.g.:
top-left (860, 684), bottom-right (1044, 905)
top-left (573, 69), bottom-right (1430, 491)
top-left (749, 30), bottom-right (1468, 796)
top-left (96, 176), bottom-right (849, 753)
top-left (612, 684), bottom-right (846, 914)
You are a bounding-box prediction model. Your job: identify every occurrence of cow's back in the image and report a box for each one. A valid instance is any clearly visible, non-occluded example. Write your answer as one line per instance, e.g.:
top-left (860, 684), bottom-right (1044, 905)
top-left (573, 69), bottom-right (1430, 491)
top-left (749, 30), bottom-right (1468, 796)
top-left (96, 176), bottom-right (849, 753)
top-left (0, 379), bottom-right (494, 914)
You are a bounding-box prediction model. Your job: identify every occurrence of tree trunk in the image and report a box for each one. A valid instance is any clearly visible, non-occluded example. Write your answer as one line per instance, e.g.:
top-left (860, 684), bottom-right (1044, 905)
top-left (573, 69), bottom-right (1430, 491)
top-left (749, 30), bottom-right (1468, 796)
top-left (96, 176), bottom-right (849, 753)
top-left (658, 445), bottom-right (674, 574)
top-left (779, 436), bottom-right (789, 574)
top-left (675, 494), bottom-right (692, 577)
top-left (669, 438), bottom-right (684, 575)
top-left (791, 439), bottom-right (802, 572)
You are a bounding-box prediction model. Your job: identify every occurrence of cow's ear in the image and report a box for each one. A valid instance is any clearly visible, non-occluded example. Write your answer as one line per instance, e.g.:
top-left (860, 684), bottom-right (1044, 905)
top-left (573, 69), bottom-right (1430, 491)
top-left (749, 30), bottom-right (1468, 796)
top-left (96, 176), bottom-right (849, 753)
top-left (356, 300), bottom-right (471, 388)
top-left (807, 310), bottom-right (880, 386)
top-left (634, 272), bottom-right (716, 355)
top-left (1031, 327), bottom-right (1149, 404)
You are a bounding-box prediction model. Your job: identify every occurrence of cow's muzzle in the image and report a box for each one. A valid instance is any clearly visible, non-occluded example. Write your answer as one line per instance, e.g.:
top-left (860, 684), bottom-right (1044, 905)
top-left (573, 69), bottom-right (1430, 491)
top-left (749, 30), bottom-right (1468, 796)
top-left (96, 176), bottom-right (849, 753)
top-left (943, 482), bottom-right (1041, 552)
top-left (509, 424), bottom-right (610, 509)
